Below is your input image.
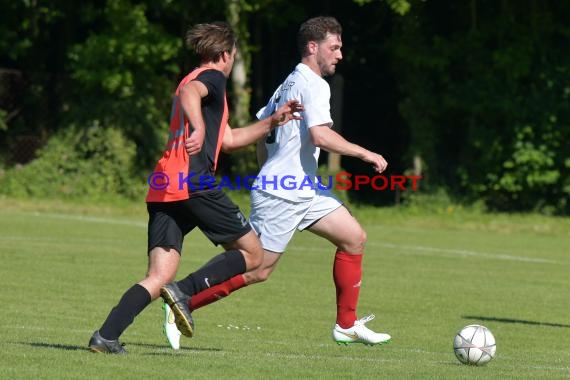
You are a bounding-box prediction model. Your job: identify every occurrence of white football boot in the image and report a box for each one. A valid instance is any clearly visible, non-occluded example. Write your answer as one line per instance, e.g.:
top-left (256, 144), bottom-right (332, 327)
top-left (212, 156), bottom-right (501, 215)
top-left (163, 301), bottom-right (181, 350)
top-left (332, 314), bottom-right (391, 346)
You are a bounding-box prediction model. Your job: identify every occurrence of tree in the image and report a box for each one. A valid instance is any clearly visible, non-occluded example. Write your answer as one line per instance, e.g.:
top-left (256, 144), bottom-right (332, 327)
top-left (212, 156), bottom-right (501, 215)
top-left (67, 0), bottom-right (182, 169)
top-left (389, 0), bottom-right (570, 213)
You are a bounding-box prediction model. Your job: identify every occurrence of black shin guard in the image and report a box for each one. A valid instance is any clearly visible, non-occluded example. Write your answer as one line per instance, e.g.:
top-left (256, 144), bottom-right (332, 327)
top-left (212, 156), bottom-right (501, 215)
top-left (99, 284), bottom-right (151, 340)
top-left (177, 250), bottom-right (246, 296)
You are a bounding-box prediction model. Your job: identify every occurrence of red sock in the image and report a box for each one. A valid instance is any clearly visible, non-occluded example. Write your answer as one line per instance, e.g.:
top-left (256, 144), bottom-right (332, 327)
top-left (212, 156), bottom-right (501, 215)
top-left (189, 275), bottom-right (247, 311)
top-left (333, 250), bottom-right (362, 328)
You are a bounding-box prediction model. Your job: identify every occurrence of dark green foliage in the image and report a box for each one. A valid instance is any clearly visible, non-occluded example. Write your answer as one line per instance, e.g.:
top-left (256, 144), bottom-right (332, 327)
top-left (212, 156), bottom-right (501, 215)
top-left (1, 0), bottom-right (568, 213)
top-left (1, 124), bottom-right (145, 200)
top-left (66, 0), bottom-right (182, 169)
top-left (389, 0), bottom-right (569, 214)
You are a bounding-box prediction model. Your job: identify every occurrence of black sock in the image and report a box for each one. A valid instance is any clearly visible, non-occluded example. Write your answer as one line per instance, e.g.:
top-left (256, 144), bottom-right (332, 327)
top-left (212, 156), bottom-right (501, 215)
top-left (99, 284), bottom-right (151, 340)
top-left (177, 250), bottom-right (246, 296)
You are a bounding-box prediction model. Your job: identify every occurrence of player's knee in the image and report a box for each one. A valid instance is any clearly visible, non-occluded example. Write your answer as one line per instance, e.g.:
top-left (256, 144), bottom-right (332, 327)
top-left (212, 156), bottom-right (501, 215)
top-left (357, 228), bottom-right (367, 251)
top-left (340, 227), bottom-right (367, 253)
top-left (360, 228), bottom-right (368, 246)
top-left (242, 248), bottom-right (263, 271)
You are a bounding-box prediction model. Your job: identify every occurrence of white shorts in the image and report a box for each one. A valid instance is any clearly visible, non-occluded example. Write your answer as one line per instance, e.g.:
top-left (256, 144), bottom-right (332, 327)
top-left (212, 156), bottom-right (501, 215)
top-left (249, 188), bottom-right (343, 253)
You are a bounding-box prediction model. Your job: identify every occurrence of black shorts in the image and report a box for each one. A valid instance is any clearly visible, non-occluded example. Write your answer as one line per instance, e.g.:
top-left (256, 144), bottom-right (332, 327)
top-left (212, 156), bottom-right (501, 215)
top-left (147, 190), bottom-right (251, 254)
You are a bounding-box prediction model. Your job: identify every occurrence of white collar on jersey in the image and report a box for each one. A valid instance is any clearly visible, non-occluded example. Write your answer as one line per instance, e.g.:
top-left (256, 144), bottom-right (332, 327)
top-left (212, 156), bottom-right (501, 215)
top-left (296, 62), bottom-right (323, 80)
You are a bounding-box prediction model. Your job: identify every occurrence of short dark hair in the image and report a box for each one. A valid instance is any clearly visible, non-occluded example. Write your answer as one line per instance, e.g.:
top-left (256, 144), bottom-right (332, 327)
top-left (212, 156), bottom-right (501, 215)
top-left (186, 22), bottom-right (236, 63)
top-left (297, 16), bottom-right (342, 56)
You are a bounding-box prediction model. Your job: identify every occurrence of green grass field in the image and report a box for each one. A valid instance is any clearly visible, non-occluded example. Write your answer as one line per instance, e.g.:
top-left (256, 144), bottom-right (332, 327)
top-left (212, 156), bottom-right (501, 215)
top-left (1, 196), bottom-right (569, 379)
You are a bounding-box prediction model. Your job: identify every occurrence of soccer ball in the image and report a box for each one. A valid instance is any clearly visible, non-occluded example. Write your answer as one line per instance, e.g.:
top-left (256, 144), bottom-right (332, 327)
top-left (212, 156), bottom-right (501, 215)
top-left (453, 324), bottom-right (496, 365)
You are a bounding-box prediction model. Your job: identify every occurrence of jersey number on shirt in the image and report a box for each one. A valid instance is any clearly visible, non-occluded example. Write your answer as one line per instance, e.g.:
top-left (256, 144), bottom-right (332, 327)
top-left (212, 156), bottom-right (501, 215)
top-left (266, 129), bottom-right (277, 144)
top-left (265, 95), bottom-right (280, 144)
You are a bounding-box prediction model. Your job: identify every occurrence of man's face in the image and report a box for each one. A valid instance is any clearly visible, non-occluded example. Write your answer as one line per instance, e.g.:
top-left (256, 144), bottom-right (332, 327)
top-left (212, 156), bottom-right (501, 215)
top-left (316, 33), bottom-right (343, 76)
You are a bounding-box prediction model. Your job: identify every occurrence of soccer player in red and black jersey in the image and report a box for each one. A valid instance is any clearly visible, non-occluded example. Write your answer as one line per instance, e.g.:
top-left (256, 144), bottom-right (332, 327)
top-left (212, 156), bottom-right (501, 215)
top-left (88, 22), bottom-right (302, 354)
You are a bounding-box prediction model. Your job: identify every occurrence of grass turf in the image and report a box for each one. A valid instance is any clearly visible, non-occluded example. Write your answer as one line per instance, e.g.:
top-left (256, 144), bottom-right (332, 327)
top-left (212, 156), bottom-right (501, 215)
top-left (0, 197), bottom-right (569, 379)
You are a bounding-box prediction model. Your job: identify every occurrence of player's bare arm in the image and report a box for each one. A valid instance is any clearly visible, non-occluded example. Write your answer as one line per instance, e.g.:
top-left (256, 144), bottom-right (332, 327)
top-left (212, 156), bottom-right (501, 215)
top-left (180, 80), bottom-right (208, 156)
top-left (213, 100), bottom-right (303, 153)
top-left (309, 124), bottom-right (388, 173)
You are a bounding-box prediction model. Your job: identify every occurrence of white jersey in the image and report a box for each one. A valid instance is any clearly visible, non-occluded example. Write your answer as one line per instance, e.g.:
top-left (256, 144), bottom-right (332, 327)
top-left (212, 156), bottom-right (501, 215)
top-left (254, 63), bottom-right (333, 202)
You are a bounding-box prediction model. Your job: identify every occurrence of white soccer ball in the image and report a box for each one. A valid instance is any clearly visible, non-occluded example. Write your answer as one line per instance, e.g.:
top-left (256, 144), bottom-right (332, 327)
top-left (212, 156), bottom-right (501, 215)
top-left (453, 324), bottom-right (496, 365)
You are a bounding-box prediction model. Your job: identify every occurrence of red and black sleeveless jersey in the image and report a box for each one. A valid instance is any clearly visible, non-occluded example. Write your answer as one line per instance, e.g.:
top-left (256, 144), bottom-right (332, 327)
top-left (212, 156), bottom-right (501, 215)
top-left (146, 68), bottom-right (229, 202)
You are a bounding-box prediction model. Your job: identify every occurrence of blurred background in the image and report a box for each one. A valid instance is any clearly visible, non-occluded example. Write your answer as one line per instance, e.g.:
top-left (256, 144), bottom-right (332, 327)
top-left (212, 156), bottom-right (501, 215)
top-left (0, 0), bottom-right (568, 214)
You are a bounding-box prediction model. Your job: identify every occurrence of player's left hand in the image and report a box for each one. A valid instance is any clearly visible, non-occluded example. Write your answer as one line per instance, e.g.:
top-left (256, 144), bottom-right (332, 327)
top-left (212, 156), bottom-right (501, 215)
top-left (271, 100), bottom-right (304, 127)
top-left (185, 128), bottom-right (205, 156)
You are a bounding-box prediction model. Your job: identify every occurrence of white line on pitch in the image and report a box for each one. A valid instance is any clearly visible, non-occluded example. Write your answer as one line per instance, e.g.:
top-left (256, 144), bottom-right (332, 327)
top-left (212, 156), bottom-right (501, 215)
top-left (22, 212), bottom-right (558, 264)
top-left (370, 242), bottom-right (557, 264)
top-left (29, 212), bottom-right (147, 228)
top-left (291, 243), bottom-right (557, 264)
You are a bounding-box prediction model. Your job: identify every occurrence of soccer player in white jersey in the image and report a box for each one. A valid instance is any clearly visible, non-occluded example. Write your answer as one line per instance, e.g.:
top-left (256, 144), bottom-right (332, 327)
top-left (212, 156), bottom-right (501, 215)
top-left (164, 16), bottom-right (391, 348)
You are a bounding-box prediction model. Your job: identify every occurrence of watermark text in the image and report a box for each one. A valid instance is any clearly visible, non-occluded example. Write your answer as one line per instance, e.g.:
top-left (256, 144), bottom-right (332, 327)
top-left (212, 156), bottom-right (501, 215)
top-left (148, 171), bottom-right (421, 192)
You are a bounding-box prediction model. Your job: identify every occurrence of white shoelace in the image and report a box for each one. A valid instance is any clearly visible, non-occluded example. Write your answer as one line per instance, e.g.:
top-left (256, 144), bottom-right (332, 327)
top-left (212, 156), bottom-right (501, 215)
top-left (355, 314), bottom-right (376, 326)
